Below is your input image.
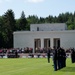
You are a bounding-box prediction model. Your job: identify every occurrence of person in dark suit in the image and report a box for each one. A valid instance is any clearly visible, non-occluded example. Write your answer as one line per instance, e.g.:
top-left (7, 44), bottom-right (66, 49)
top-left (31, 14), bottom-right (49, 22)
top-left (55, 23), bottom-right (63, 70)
top-left (62, 48), bottom-right (66, 68)
top-left (71, 48), bottom-right (75, 63)
top-left (58, 47), bottom-right (63, 69)
top-left (53, 46), bottom-right (58, 71)
top-left (47, 47), bottom-right (51, 63)
top-left (15, 50), bottom-right (18, 58)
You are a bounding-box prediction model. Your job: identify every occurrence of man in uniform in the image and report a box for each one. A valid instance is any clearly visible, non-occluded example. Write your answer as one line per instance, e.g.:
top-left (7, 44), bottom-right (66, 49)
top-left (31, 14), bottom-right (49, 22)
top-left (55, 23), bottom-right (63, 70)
top-left (47, 47), bottom-right (51, 63)
top-left (53, 46), bottom-right (58, 71)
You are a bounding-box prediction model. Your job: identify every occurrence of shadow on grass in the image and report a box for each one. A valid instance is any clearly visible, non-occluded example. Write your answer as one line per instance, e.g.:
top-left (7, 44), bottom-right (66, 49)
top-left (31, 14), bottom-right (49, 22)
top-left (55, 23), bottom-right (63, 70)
top-left (60, 67), bottom-right (75, 72)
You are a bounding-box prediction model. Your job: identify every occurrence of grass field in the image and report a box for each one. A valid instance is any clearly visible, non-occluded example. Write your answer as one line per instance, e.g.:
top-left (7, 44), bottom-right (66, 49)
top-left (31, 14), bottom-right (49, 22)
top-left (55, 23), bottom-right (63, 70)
top-left (0, 58), bottom-right (75, 75)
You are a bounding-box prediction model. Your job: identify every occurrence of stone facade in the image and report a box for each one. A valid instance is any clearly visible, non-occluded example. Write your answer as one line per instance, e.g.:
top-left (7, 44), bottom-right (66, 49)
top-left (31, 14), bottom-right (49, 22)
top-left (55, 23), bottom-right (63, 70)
top-left (13, 23), bottom-right (75, 53)
top-left (30, 23), bottom-right (67, 31)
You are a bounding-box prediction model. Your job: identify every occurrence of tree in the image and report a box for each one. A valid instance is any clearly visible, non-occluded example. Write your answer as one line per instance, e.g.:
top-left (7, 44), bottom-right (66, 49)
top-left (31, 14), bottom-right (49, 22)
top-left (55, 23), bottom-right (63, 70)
top-left (27, 15), bottom-right (39, 24)
top-left (2, 9), bottom-right (16, 48)
top-left (19, 11), bottom-right (28, 30)
top-left (45, 15), bottom-right (54, 23)
top-left (0, 16), bottom-right (5, 48)
top-left (68, 24), bottom-right (74, 30)
top-left (53, 16), bottom-right (58, 23)
top-left (73, 18), bottom-right (75, 29)
top-left (39, 17), bottom-right (45, 23)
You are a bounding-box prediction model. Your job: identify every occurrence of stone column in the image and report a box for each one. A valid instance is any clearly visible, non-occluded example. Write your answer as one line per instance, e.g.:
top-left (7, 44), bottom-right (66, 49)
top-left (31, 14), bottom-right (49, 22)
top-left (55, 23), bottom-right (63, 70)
top-left (41, 38), bottom-right (44, 49)
top-left (51, 38), bottom-right (53, 49)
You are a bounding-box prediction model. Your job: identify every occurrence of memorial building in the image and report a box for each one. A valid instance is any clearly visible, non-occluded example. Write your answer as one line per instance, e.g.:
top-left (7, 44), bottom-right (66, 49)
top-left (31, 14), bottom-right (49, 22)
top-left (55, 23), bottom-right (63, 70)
top-left (13, 23), bottom-right (75, 53)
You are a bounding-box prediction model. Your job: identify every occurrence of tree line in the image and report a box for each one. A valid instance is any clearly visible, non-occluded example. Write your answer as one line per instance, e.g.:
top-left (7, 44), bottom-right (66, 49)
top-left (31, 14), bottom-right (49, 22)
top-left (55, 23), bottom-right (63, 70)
top-left (0, 9), bottom-right (75, 48)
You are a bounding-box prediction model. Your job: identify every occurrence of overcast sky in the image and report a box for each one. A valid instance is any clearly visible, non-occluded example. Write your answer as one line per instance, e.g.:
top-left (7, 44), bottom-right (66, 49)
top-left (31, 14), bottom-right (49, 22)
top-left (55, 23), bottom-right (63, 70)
top-left (0, 0), bottom-right (75, 19)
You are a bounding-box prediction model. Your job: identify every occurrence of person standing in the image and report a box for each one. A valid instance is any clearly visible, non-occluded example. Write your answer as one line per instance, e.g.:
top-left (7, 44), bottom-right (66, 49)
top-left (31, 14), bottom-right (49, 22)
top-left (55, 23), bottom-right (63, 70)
top-left (58, 47), bottom-right (62, 69)
top-left (15, 50), bottom-right (18, 58)
top-left (53, 46), bottom-right (58, 71)
top-left (71, 48), bottom-right (75, 63)
top-left (47, 47), bottom-right (51, 63)
top-left (62, 48), bottom-right (66, 67)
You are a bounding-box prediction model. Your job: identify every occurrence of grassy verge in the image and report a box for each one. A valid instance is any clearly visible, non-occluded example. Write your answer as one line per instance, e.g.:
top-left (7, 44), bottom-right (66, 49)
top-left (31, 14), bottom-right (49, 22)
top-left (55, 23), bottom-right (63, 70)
top-left (0, 58), bottom-right (75, 75)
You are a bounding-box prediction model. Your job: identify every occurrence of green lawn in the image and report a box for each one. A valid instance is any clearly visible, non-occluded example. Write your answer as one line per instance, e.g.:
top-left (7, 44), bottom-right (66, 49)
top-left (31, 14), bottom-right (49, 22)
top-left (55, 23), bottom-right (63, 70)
top-left (0, 58), bottom-right (75, 75)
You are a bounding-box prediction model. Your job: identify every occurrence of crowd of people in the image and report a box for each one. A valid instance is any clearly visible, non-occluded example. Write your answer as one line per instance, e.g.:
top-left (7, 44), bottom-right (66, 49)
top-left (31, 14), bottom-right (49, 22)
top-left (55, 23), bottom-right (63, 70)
top-left (47, 47), bottom-right (66, 71)
top-left (47, 47), bottom-right (75, 71)
top-left (0, 47), bottom-right (33, 58)
top-left (0, 47), bottom-right (72, 54)
top-left (0, 47), bottom-right (33, 54)
top-left (53, 47), bottom-right (66, 71)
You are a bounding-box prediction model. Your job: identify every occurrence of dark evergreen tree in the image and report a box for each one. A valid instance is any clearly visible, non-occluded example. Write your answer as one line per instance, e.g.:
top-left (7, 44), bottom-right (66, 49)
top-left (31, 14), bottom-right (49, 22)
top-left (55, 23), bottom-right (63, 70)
top-left (27, 15), bottom-right (39, 24)
top-left (2, 9), bottom-right (16, 48)
top-left (45, 15), bottom-right (53, 23)
top-left (39, 17), bottom-right (45, 23)
top-left (19, 11), bottom-right (28, 30)
top-left (0, 16), bottom-right (4, 48)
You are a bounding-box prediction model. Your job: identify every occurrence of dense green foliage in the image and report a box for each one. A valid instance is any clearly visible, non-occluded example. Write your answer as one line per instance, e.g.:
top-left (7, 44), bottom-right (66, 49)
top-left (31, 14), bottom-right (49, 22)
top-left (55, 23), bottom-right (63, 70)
top-left (0, 9), bottom-right (75, 48)
top-left (0, 58), bottom-right (75, 75)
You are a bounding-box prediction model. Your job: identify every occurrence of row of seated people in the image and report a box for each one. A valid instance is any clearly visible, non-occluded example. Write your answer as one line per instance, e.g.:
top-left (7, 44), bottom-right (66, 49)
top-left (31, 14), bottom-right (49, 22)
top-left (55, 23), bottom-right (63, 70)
top-left (0, 47), bottom-right (33, 54)
top-left (0, 47), bottom-right (74, 58)
top-left (0, 47), bottom-right (49, 54)
top-left (0, 47), bottom-right (73, 54)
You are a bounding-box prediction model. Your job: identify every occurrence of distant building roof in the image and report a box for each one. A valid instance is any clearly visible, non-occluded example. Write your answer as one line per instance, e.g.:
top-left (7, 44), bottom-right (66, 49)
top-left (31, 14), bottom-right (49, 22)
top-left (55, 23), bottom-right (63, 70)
top-left (30, 23), bottom-right (67, 31)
